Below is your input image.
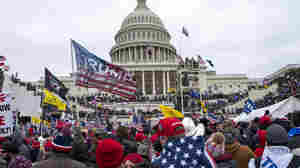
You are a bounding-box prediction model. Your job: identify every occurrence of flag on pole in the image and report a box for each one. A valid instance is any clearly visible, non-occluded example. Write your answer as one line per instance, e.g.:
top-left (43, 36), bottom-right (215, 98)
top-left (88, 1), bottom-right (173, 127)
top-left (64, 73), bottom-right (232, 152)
top-left (159, 105), bottom-right (184, 118)
top-left (43, 68), bottom-right (68, 111)
top-left (206, 59), bottom-right (214, 67)
top-left (243, 99), bottom-right (256, 114)
top-left (197, 55), bottom-right (206, 65)
top-left (182, 26), bottom-right (189, 37)
top-left (71, 40), bottom-right (136, 100)
top-left (0, 56), bottom-right (9, 72)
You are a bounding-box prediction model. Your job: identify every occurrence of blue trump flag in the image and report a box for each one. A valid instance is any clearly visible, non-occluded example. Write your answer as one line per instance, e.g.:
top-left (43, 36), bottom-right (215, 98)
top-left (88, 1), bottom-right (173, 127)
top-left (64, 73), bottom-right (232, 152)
top-left (243, 99), bottom-right (256, 114)
top-left (71, 40), bottom-right (136, 100)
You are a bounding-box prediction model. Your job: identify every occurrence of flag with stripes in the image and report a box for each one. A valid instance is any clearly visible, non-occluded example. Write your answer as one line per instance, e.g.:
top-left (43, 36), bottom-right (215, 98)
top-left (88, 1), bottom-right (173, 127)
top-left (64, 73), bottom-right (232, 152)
top-left (0, 56), bottom-right (9, 71)
top-left (71, 40), bottom-right (136, 100)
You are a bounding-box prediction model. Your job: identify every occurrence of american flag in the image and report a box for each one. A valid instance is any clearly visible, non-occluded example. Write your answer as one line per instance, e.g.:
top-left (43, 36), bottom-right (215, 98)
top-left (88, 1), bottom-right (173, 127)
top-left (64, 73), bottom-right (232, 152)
top-left (72, 40), bottom-right (136, 100)
top-left (0, 93), bottom-right (8, 103)
top-left (0, 56), bottom-right (9, 71)
top-left (152, 136), bottom-right (216, 168)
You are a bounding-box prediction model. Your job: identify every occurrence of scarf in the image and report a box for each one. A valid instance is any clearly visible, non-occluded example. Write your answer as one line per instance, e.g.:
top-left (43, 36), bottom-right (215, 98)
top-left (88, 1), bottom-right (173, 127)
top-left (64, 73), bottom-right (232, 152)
top-left (260, 146), bottom-right (293, 168)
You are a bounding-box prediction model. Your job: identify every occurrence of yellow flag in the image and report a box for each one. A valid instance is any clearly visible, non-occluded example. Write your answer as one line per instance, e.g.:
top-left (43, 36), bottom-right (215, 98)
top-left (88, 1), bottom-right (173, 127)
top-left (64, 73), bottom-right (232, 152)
top-left (97, 103), bottom-right (102, 109)
top-left (264, 84), bottom-right (269, 89)
top-left (159, 105), bottom-right (184, 118)
top-left (43, 89), bottom-right (67, 111)
top-left (201, 101), bottom-right (207, 113)
top-left (168, 88), bottom-right (176, 93)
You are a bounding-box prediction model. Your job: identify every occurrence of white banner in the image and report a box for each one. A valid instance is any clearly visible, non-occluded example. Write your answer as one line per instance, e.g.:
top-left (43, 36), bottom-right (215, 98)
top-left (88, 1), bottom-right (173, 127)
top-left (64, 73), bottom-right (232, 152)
top-left (0, 92), bottom-right (14, 137)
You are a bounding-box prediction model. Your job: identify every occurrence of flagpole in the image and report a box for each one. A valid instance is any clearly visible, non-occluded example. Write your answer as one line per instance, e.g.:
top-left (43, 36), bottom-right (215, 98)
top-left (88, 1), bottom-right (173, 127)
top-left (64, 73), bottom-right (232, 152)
top-left (180, 70), bottom-right (184, 114)
top-left (70, 39), bottom-right (75, 76)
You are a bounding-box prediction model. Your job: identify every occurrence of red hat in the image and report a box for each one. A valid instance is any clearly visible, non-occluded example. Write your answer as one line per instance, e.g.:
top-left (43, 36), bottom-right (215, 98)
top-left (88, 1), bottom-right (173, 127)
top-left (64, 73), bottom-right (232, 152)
top-left (150, 133), bottom-right (159, 144)
top-left (157, 118), bottom-right (185, 137)
top-left (123, 153), bottom-right (144, 164)
top-left (135, 133), bottom-right (146, 142)
top-left (96, 139), bottom-right (124, 168)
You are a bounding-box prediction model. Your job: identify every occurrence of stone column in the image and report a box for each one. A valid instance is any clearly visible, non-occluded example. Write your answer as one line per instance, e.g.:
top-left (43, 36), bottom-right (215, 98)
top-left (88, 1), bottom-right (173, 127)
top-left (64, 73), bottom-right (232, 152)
top-left (128, 47), bottom-right (131, 63)
top-left (142, 71), bottom-right (145, 95)
top-left (163, 71), bottom-right (166, 94)
top-left (158, 47), bottom-right (161, 64)
top-left (167, 71), bottom-right (170, 90)
top-left (140, 46), bottom-right (144, 63)
top-left (134, 47), bottom-right (137, 63)
top-left (153, 47), bottom-right (155, 63)
top-left (165, 49), bottom-right (168, 63)
top-left (153, 71), bottom-right (156, 95)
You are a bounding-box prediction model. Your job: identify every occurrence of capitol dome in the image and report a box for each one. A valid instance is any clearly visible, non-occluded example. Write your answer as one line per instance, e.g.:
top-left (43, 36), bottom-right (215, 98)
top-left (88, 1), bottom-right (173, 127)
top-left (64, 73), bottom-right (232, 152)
top-left (121, 0), bottom-right (165, 29)
top-left (110, 0), bottom-right (178, 96)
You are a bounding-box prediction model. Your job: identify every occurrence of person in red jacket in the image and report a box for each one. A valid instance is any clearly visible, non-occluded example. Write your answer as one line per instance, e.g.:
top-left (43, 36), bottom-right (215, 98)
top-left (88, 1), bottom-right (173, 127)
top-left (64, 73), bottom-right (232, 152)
top-left (259, 110), bottom-right (272, 129)
top-left (254, 130), bottom-right (267, 157)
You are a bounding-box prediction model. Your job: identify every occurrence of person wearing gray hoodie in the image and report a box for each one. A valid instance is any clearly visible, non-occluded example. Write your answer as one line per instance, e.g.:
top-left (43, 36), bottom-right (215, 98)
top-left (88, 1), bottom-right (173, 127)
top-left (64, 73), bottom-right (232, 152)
top-left (248, 124), bottom-right (298, 168)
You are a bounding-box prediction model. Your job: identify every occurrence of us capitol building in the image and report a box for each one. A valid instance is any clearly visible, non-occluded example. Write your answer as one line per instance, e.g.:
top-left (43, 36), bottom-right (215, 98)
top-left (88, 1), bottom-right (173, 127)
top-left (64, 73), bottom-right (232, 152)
top-left (109, 0), bottom-right (249, 96)
top-left (35, 0), bottom-right (257, 97)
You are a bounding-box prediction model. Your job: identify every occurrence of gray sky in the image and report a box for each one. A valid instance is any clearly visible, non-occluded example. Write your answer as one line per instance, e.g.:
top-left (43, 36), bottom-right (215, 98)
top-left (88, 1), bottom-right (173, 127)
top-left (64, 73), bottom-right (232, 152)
top-left (1, 0), bottom-right (299, 81)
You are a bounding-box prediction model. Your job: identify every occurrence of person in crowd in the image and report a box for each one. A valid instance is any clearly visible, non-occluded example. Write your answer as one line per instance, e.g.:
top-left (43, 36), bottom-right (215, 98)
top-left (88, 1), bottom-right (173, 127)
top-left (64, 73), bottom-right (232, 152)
top-left (32, 126), bottom-right (87, 168)
top-left (96, 139), bottom-right (124, 168)
top-left (224, 128), bottom-right (256, 168)
top-left (182, 117), bottom-right (196, 136)
top-left (115, 126), bottom-right (138, 156)
top-left (249, 124), bottom-right (299, 168)
top-left (1, 141), bottom-right (32, 168)
top-left (188, 123), bottom-right (206, 137)
top-left (248, 117), bottom-right (260, 150)
top-left (259, 110), bottom-right (272, 128)
top-left (272, 117), bottom-right (292, 132)
top-left (121, 153), bottom-right (147, 168)
top-left (288, 126), bottom-right (300, 167)
top-left (253, 129), bottom-right (267, 158)
top-left (206, 132), bottom-right (225, 158)
top-left (70, 127), bottom-right (89, 163)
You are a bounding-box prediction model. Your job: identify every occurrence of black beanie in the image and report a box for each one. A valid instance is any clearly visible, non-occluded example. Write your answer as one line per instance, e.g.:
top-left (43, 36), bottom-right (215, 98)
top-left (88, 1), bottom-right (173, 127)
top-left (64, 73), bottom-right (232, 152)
top-left (266, 124), bottom-right (288, 146)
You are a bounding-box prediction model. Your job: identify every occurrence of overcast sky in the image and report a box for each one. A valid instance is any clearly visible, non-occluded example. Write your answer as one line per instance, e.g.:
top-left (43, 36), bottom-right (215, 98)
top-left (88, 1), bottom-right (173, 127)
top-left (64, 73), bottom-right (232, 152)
top-left (1, 0), bottom-right (299, 81)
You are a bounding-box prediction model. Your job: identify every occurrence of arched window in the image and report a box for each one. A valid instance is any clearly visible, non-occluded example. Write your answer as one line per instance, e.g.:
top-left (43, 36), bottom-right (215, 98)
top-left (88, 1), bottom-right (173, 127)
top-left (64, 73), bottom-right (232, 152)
top-left (138, 16), bottom-right (140, 23)
top-left (147, 32), bottom-right (151, 40)
top-left (149, 17), bottom-right (152, 24)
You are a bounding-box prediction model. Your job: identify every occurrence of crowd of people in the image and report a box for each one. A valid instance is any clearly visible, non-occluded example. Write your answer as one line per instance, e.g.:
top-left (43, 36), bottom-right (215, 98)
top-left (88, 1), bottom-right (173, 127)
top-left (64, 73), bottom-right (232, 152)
top-left (1, 109), bottom-right (300, 168)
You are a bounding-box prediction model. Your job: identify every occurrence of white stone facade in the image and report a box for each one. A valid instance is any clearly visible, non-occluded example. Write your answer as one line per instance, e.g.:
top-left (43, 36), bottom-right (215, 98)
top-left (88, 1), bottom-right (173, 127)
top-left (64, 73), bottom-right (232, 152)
top-left (110, 0), bottom-right (178, 95)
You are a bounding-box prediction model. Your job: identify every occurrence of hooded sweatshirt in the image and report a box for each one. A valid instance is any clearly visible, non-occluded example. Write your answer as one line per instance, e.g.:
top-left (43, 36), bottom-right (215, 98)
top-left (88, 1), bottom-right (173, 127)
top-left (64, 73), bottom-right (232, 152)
top-left (248, 146), bottom-right (294, 168)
